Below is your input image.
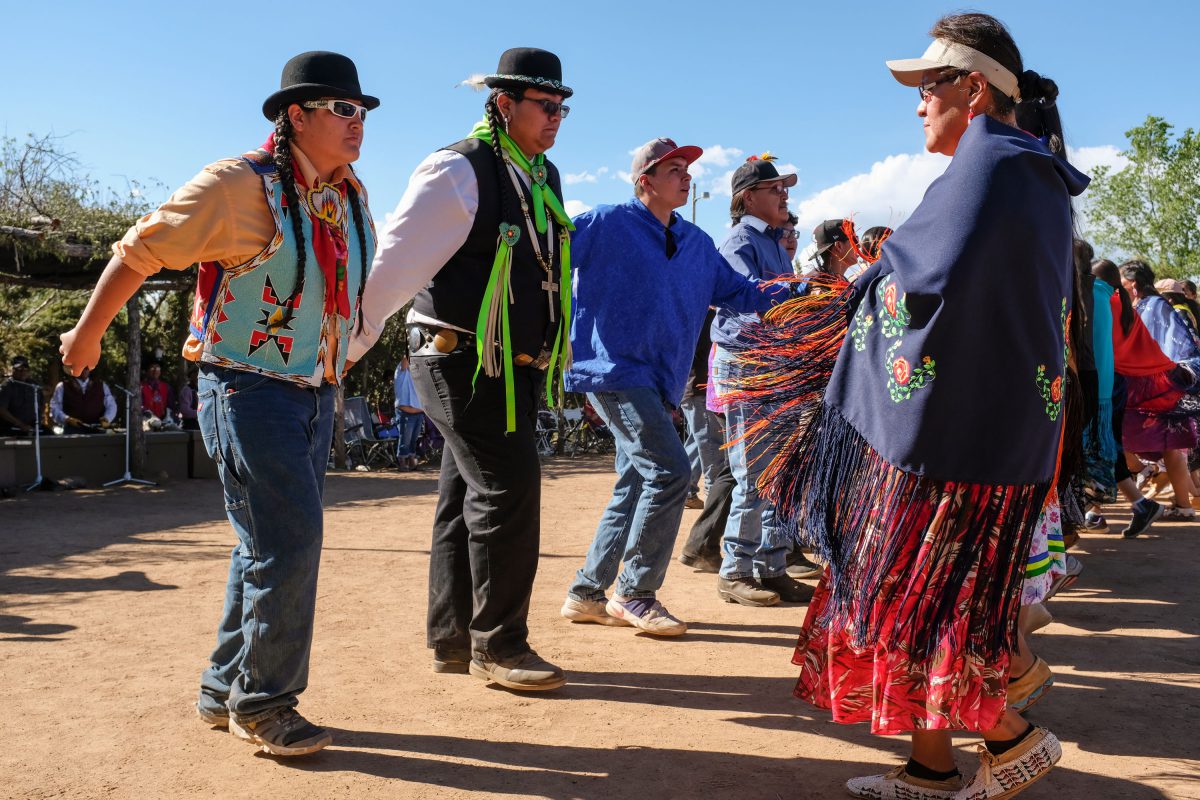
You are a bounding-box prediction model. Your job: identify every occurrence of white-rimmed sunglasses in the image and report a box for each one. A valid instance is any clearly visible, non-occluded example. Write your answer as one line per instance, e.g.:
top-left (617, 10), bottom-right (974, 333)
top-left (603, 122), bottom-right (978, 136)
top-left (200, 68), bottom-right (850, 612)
top-left (301, 99), bottom-right (368, 121)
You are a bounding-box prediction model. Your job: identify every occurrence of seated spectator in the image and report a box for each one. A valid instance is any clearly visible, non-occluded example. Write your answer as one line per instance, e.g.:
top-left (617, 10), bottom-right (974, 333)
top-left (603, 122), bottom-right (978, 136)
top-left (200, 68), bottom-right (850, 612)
top-left (0, 355), bottom-right (39, 436)
top-left (51, 366), bottom-right (117, 433)
top-left (178, 371), bottom-right (199, 431)
top-left (141, 361), bottom-right (176, 421)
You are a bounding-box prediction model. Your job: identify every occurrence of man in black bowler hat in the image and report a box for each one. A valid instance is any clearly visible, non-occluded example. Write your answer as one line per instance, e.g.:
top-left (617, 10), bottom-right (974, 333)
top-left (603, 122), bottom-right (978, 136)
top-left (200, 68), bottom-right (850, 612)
top-left (349, 48), bottom-right (573, 691)
top-left (60, 51), bottom-right (378, 756)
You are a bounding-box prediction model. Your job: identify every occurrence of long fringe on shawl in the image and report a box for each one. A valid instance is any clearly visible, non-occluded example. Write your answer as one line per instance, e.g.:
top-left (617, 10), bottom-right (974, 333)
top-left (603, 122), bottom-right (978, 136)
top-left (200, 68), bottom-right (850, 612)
top-left (726, 275), bottom-right (1052, 663)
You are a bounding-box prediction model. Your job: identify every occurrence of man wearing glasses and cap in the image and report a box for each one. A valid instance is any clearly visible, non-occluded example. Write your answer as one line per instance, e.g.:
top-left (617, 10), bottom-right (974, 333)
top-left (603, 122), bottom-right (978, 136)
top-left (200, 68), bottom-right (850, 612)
top-left (60, 51), bottom-right (379, 756)
top-left (710, 155), bottom-right (814, 607)
top-left (348, 48), bottom-right (574, 692)
top-left (558, 138), bottom-right (789, 636)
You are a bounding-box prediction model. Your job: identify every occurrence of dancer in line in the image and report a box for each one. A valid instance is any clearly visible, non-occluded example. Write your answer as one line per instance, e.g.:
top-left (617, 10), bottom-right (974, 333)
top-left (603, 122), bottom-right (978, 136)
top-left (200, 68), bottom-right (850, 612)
top-left (348, 48), bottom-right (573, 691)
top-left (733, 13), bottom-right (1086, 798)
top-left (60, 51), bottom-right (379, 755)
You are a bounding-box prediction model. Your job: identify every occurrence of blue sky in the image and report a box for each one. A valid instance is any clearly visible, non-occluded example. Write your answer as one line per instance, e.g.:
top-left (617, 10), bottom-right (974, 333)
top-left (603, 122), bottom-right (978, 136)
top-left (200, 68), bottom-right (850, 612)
top-left (6, 0), bottom-right (1199, 245)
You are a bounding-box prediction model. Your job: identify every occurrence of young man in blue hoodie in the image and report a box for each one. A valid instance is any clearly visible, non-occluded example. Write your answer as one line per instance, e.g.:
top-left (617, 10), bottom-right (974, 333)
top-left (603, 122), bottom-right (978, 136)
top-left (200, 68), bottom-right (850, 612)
top-left (559, 138), bottom-right (789, 636)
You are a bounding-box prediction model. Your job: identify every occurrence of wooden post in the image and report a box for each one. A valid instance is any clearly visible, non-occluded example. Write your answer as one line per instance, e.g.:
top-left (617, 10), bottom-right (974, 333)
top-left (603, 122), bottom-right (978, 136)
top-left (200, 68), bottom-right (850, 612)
top-left (333, 384), bottom-right (347, 469)
top-left (126, 293), bottom-right (145, 476)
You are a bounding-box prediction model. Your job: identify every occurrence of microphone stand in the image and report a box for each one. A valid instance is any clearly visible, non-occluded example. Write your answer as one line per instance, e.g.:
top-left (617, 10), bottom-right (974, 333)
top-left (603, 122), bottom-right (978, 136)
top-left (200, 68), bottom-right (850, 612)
top-left (11, 379), bottom-right (49, 492)
top-left (104, 383), bottom-right (157, 487)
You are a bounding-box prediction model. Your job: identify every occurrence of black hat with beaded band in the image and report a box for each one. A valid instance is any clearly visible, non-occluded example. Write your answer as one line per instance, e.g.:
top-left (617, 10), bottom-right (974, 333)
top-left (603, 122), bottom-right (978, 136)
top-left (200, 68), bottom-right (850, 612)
top-left (481, 47), bottom-right (573, 98)
top-left (262, 51), bottom-right (380, 121)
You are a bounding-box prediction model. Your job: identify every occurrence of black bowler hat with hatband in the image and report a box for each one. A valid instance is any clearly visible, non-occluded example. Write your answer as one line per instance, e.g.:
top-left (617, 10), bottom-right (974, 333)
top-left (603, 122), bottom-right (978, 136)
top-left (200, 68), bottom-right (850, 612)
top-left (262, 51), bottom-right (380, 121)
top-left (484, 47), bottom-right (573, 98)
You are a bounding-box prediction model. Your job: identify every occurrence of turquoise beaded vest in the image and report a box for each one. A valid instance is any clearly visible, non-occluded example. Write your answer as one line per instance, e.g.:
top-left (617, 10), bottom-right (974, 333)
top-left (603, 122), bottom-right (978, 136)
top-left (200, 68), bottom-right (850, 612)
top-left (189, 151), bottom-right (374, 386)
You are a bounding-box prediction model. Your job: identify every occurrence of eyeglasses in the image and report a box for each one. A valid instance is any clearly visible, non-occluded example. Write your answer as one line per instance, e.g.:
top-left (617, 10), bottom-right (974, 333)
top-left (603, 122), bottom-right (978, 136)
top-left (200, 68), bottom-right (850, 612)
top-left (302, 99), bottom-right (368, 121)
top-left (750, 183), bottom-right (789, 196)
top-left (779, 229), bottom-right (800, 240)
top-left (509, 94), bottom-right (570, 119)
top-left (917, 71), bottom-right (965, 102)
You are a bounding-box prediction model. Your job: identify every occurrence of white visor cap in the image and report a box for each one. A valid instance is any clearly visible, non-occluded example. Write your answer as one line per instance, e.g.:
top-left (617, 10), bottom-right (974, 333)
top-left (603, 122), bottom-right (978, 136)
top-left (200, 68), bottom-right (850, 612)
top-left (886, 38), bottom-right (1020, 102)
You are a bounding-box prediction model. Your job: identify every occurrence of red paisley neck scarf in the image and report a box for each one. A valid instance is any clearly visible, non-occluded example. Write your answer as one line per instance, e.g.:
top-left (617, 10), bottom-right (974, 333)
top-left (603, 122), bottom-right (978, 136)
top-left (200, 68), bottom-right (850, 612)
top-left (263, 133), bottom-right (353, 319)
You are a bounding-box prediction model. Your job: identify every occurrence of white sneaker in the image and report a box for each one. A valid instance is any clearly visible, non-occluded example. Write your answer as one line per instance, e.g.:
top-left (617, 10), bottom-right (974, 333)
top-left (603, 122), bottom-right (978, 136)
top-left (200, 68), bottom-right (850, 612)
top-left (605, 596), bottom-right (687, 636)
top-left (1160, 504), bottom-right (1196, 521)
top-left (957, 727), bottom-right (1061, 800)
top-left (846, 765), bottom-right (961, 799)
top-left (560, 596), bottom-right (631, 626)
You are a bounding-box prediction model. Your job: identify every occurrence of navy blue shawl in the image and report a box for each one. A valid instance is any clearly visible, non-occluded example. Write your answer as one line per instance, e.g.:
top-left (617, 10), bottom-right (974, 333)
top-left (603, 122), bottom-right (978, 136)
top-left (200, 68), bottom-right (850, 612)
top-left (826, 115), bottom-right (1089, 485)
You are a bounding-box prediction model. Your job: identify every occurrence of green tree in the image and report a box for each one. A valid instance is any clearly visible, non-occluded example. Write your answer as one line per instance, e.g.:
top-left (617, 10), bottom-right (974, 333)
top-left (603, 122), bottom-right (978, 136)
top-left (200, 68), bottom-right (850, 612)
top-left (1085, 115), bottom-right (1200, 277)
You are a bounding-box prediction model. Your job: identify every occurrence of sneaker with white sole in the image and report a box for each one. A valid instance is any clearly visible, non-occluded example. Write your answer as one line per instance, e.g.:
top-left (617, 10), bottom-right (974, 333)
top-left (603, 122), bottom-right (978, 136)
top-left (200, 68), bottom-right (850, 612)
top-left (846, 765), bottom-right (961, 799)
top-left (1123, 500), bottom-right (1164, 538)
top-left (560, 596), bottom-right (632, 626)
top-left (606, 596), bottom-right (687, 636)
top-left (229, 708), bottom-right (332, 756)
top-left (957, 727), bottom-right (1061, 800)
top-left (1160, 504), bottom-right (1196, 521)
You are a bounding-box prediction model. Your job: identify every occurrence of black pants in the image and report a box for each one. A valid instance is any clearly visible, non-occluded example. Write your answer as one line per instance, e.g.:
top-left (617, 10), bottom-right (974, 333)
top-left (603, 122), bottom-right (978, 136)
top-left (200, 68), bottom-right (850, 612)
top-left (410, 350), bottom-right (543, 661)
top-left (682, 452), bottom-right (736, 560)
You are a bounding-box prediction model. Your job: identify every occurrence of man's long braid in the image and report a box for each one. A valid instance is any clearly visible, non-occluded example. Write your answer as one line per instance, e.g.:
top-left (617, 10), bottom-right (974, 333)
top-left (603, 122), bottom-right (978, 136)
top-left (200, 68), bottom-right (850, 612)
top-left (272, 111), bottom-right (307, 315)
top-left (485, 90), bottom-right (519, 231)
top-left (346, 179), bottom-right (368, 333)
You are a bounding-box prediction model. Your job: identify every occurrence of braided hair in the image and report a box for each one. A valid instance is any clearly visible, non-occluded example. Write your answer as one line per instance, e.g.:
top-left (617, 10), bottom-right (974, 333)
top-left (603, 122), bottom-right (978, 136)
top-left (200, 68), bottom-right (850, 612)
top-left (1015, 71), bottom-right (1065, 159)
top-left (485, 88), bottom-right (520, 228)
top-left (273, 110), bottom-right (308, 311)
top-left (273, 106), bottom-right (369, 332)
top-left (345, 178), bottom-right (368, 333)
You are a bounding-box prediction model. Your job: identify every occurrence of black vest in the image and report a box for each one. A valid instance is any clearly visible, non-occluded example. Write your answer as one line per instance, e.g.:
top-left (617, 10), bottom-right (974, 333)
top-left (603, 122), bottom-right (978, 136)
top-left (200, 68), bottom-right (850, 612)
top-left (63, 378), bottom-right (105, 423)
top-left (412, 138), bottom-right (563, 357)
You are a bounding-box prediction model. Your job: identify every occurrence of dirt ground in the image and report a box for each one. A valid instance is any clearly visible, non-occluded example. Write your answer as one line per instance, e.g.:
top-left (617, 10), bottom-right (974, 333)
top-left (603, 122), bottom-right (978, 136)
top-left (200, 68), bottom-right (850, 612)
top-left (1, 457), bottom-right (1197, 800)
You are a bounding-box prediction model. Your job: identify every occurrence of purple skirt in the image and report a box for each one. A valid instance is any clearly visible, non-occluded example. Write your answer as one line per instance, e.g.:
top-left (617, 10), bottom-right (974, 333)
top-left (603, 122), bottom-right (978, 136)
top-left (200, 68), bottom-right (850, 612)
top-left (1123, 408), bottom-right (1199, 456)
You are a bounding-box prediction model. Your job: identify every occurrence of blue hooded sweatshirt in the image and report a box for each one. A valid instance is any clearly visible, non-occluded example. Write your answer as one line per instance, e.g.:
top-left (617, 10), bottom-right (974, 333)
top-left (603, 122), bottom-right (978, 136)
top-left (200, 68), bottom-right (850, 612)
top-left (566, 198), bottom-right (785, 406)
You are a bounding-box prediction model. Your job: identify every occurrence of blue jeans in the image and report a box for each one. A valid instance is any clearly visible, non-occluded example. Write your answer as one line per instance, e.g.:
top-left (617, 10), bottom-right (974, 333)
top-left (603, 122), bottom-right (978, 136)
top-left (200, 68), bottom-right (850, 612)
top-left (569, 388), bottom-right (690, 601)
top-left (680, 396), bottom-right (724, 496)
top-left (195, 365), bottom-right (334, 723)
top-left (394, 410), bottom-right (423, 458)
top-left (712, 347), bottom-right (786, 580)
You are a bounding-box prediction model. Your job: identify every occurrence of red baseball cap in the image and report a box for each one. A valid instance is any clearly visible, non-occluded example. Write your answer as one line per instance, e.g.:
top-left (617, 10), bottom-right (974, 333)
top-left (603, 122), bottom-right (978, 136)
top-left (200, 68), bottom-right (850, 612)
top-left (630, 138), bottom-right (703, 181)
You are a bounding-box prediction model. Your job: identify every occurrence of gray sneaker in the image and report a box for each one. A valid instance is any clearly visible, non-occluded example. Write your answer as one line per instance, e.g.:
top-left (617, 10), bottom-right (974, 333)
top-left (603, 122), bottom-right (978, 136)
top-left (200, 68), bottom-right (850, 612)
top-left (229, 708), bottom-right (332, 756)
top-left (469, 650), bottom-right (566, 691)
top-left (196, 703), bottom-right (229, 729)
top-left (560, 596), bottom-right (632, 626)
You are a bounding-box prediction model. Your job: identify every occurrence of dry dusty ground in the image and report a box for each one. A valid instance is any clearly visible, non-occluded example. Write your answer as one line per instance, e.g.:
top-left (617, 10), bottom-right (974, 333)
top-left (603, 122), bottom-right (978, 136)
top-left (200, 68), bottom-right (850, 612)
top-left (1, 457), bottom-right (1197, 800)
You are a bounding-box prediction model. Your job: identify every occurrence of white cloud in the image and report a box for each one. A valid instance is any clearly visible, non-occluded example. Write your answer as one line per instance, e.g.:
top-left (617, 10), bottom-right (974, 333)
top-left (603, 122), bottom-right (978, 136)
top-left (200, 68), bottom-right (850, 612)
top-left (1068, 145), bottom-right (1126, 177)
top-left (690, 144), bottom-right (744, 182)
top-left (564, 199), bottom-right (592, 217)
top-left (616, 170), bottom-right (633, 183)
top-left (791, 151), bottom-right (950, 233)
top-left (564, 166), bottom-right (610, 185)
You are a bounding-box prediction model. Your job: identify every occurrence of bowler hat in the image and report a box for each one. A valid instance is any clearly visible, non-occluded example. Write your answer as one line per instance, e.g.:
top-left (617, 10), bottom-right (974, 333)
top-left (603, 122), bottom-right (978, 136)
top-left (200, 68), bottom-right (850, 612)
top-left (485, 47), bottom-right (573, 98)
top-left (262, 51), bottom-right (379, 121)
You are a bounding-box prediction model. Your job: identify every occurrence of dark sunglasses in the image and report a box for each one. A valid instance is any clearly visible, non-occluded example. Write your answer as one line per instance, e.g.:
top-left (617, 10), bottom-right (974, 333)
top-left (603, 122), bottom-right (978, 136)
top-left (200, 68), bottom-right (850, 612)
top-left (508, 93), bottom-right (570, 119)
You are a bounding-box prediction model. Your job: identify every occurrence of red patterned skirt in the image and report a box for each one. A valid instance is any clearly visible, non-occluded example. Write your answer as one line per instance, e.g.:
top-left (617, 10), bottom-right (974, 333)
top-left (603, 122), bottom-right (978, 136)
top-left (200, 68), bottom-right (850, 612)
top-left (792, 483), bottom-right (1029, 736)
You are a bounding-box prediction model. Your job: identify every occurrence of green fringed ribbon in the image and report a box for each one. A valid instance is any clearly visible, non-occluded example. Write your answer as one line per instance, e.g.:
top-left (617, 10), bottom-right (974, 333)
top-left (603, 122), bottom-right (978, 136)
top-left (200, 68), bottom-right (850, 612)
top-left (467, 120), bottom-right (576, 432)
